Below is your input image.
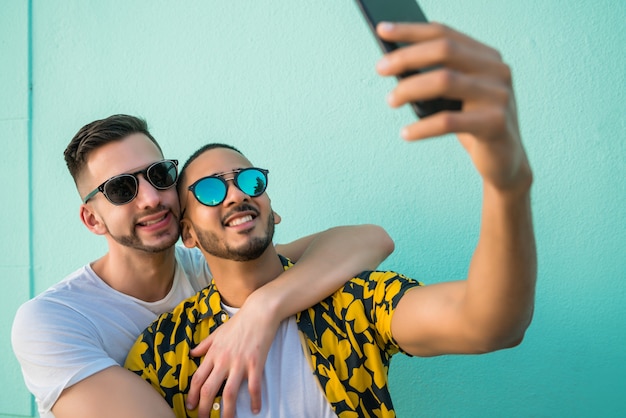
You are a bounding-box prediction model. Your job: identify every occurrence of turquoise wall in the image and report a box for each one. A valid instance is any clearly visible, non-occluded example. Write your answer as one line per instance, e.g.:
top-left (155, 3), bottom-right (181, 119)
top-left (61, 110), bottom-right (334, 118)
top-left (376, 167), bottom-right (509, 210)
top-left (2, 0), bottom-right (625, 416)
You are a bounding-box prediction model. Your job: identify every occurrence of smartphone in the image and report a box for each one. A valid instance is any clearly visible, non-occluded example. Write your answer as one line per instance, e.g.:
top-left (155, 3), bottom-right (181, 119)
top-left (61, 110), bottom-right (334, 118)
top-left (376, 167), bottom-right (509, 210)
top-left (354, 0), bottom-right (462, 118)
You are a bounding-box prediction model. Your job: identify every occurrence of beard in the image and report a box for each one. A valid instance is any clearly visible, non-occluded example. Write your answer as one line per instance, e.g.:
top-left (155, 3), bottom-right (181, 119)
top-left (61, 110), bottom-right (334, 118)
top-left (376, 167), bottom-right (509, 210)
top-left (194, 210), bottom-right (275, 262)
top-left (111, 229), bottom-right (179, 253)
top-left (107, 208), bottom-right (180, 253)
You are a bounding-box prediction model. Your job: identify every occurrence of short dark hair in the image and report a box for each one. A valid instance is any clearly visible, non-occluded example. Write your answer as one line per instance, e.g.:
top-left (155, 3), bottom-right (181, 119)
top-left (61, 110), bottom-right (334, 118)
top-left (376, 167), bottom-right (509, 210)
top-left (177, 143), bottom-right (244, 193)
top-left (64, 114), bottom-right (163, 183)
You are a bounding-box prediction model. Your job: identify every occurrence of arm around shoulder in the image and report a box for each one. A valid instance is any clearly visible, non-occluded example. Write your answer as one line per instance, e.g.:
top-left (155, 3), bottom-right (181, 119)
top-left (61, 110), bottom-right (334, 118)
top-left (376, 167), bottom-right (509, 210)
top-left (269, 224), bottom-right (395, 318)
top-left (276, 224), bottom-right (394, 267)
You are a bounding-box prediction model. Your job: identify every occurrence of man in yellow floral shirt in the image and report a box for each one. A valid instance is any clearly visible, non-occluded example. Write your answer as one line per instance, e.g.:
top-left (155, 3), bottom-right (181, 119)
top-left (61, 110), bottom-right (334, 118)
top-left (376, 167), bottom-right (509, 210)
top-left (126, 22), bottom-right (536, 418)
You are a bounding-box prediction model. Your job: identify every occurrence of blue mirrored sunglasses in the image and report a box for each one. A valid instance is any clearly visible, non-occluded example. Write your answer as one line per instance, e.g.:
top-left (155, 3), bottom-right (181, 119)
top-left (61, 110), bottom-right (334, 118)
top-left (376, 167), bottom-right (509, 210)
top-left (188, 167), bottom-right (269, 207)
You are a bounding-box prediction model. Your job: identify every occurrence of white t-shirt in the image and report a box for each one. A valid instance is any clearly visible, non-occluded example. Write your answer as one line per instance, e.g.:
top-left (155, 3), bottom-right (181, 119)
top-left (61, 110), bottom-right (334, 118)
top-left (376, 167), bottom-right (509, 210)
top-left (11, 246), bottom-right (211, 418)
top-left (221, 304), bottom-right (336, 418)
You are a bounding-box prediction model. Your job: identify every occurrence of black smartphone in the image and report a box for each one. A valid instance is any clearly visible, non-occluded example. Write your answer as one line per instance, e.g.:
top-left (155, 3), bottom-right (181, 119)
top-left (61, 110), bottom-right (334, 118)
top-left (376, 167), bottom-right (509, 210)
top-left (354, 0), bottom-right (462, 118)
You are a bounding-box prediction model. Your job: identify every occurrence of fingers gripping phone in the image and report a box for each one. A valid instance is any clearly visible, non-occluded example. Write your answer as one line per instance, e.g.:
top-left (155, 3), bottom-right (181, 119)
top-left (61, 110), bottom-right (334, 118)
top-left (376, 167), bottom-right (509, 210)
top-left (355, 0), bottom-right (463, 118)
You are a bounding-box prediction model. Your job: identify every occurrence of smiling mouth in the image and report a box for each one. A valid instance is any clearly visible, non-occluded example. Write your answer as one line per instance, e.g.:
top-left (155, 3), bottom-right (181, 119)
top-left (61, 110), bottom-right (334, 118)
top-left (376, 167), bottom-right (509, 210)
top-left (227, 215), bottom-right (254, 227)
top-left (138, 213), bottom-right (167, 227)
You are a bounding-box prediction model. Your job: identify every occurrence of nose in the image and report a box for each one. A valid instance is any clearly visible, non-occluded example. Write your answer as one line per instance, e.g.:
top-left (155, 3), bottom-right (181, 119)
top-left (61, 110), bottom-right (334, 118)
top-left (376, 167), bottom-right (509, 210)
top-left (222, 178), bottom-right (249, 207)
top-left (134, 175), bottom-right (161, 208)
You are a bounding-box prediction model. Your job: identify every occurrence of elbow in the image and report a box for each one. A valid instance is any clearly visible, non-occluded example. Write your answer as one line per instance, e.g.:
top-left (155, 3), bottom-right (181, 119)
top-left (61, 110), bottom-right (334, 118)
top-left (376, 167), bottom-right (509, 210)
top-left (466, 322), bottom-right (531, 354)
top-left (467, 333), bottom-right (524, 354)
top-left (357, 224), bottom-right (395, 270)
top-left (489, 330), bottom-right (527, 351)
top-left (368, 224), bottom-right (395, 258)
top-left (470, 305), bottom-right (535, 353)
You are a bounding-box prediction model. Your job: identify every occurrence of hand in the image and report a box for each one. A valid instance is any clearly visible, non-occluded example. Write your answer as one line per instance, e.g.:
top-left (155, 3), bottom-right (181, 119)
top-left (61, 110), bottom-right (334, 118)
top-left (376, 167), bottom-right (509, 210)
top-left (186, 300), bottom-right (279, 418)
top-left (376, 22), bottom-right (531, 193)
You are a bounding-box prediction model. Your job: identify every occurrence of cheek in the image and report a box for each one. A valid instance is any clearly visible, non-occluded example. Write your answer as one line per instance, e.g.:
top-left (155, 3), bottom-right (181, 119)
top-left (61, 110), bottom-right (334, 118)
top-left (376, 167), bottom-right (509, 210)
top-left (163, 189), bottom-right (180, 212)
top-left (258, 195), bottom-right (272, 211)
top-left (106, 208), bottom-right (135, 232)
top-left (188, 206), bottom-right (222, 229)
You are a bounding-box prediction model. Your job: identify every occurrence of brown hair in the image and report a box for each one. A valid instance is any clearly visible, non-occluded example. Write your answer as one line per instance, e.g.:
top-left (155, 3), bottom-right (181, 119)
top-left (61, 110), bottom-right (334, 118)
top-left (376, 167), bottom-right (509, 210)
top-left (63, 114), bottom-right (163, 183)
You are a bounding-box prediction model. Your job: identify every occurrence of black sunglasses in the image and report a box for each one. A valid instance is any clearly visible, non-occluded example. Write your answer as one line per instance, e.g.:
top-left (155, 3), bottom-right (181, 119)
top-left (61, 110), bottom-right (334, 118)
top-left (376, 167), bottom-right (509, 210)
top-left (188, 167), bottom-right (269, 207)
top-left (83, 159), bottom-right (179, 205)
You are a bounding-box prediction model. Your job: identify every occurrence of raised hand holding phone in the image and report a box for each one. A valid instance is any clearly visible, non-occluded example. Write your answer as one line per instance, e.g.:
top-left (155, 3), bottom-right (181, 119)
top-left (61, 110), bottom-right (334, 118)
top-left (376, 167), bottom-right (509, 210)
top-left (376, 21), bottom-right (531, 194)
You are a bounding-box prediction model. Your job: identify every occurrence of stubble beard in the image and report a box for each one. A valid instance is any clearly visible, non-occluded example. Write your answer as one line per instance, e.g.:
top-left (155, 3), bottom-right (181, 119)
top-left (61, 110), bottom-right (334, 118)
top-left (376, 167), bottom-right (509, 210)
top-left (195, 211), bottom-right (275, 262)
top-left (108, 210), bottom-right (180, 253)
top-left (112, 229), bottom-right (179, 253)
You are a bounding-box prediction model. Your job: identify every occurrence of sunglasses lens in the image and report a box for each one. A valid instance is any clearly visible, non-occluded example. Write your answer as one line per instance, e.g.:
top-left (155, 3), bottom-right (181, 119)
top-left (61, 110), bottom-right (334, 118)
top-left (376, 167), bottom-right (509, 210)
top-left (237, 169), bottom-right (268, 197)
top-left (148, 161), bottom-right (178, 189)
top-left (104, 175), bottom-right (138, 205)
top-left (194, 177), bottom-right (227, 206)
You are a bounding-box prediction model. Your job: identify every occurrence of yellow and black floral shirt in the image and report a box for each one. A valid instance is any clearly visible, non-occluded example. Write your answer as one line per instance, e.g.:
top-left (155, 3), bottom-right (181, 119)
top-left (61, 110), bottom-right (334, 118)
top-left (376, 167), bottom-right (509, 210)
top-left (125, 256), bottom-right (422, 417)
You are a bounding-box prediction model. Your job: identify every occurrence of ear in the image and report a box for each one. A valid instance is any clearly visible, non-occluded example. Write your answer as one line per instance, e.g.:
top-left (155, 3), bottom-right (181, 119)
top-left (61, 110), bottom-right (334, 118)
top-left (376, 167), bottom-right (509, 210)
top-left (79, 204), bottom-right (107, 236)
top-left (272, 210), bottom-right (282, 225)
top-left (180, 219), bottom-right (198, 248)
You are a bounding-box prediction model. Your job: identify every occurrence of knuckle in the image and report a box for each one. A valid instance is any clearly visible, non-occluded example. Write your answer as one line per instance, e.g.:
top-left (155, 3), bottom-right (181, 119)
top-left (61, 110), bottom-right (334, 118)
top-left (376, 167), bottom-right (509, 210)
top-left (434, 69), bottom-right (456, 90)
top-left (496, 86), bottom-right (512, 105)
top-left (500, 63), bottom-right (513, 86)
top-left (190, 371), bottom-right (202, 385)
top-left (437, 112), bottom-right (457, 132)
top-left (429, 22), bottom-right (449, 36)
top-left (200, 383), bottom-right (213, 398)
top-left (222, 386), bottom-right (237, 402)
top-left (248, 379), bottom-right (260, 393)
top-left (489, 107), bottom-right (508, 131)
top-left (435, 38), bottom-right (456, 60)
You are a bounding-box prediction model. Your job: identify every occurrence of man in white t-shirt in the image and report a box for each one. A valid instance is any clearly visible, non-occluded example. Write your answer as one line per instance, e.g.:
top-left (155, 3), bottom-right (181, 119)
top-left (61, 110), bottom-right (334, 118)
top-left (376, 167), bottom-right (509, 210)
top-left (11, 114), bottom-right (394, 418)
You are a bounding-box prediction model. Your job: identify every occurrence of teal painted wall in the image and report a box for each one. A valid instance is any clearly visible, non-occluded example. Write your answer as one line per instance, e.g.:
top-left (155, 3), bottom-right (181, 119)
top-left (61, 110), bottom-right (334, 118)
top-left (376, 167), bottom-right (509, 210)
top-left (2, 1), bottom-right (625, 416)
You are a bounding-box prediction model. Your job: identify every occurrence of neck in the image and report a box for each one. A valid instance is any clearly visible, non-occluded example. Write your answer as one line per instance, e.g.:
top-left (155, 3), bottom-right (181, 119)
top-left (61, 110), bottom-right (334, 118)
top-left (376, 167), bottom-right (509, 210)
top-left (91, 245), bottom-right (177, 302)
top-left (203, 245), bottom-right (284, 308)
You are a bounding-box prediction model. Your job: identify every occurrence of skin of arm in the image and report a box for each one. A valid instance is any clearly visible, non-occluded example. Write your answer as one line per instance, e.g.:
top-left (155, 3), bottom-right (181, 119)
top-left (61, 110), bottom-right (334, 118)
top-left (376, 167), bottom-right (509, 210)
top-left (392, 184), bottom-right (535, 356)
top-left (52, 366), bottom-right (175, 418)
top-left (374, 22), bottom-right (536, 357)
top-left (186, 224), bottom-right (394, 418)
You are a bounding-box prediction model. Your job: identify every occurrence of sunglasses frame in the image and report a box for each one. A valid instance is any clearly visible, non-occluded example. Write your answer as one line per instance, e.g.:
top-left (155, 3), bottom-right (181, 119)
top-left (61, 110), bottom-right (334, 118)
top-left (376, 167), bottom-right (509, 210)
top-left (188, 167), bottom-right (269, 207)
top-left (83, 159), bottom-right (179, 205)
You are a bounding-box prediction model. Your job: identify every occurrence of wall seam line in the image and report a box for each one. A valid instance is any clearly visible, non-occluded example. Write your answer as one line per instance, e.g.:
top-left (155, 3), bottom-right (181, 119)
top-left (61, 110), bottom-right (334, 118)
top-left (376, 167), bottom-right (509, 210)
top-left (27, 0), bottom-right (36, 415)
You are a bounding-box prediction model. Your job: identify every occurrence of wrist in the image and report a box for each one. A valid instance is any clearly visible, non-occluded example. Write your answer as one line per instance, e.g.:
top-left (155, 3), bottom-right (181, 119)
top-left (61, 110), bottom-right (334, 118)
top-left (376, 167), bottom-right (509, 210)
top-left (245, 284), bottom-right (284, 324)
top-left (485, 159), bottom-right (533, 200)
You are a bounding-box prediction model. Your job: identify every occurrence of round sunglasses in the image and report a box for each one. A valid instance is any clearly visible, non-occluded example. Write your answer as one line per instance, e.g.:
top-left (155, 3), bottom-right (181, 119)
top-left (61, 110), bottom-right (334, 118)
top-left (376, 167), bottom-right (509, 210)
top-left (83, 159), bottom-right (179, 205)
top-left (188, 167), bottom-right (269, 207)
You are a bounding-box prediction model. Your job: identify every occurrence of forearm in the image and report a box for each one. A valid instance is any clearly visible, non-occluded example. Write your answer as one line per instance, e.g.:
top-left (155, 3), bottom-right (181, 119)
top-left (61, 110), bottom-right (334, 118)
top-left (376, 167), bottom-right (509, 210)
top-left (464, 179), bottom-right (537, 348)
top-left (251, 224), bottom-right (394, 319)
top-left (52, 366), bottom-right (175, 418)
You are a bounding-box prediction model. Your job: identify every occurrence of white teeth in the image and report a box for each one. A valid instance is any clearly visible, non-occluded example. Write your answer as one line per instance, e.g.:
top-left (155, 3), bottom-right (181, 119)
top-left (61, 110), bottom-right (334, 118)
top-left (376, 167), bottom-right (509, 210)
top-left (140, 215), bottom-right (166, 226)
top-left (229, 215), bottom-right (253, 227)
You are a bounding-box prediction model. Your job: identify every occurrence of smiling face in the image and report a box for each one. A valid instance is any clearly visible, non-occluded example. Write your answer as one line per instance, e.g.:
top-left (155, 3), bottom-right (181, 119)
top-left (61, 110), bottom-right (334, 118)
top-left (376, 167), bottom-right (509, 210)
top-left (79, 133), bottom-right (181, 253)
top-left (179, 147), bottom-right (274, 262)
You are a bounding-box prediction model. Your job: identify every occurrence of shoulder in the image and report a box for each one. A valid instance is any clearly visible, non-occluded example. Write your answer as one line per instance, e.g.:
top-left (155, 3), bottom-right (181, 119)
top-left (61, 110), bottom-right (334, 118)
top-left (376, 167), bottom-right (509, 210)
top-left (347, 270), bottom-right (421, 292)
top-left (175, 246), bottom-right (212, 289)
top-left (327, 270), bottom-right (422, 314)
top-left (14, 265), bottom-right (95, 322)
top-left (175, 245), bottom-right (204, 267)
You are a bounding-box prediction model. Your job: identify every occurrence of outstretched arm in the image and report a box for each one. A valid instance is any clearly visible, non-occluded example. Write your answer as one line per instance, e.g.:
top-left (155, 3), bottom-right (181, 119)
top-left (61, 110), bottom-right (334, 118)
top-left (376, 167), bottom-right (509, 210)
top-left (374, 22), bottom-right (536, 356)
top-left (187, 224), bottom-right (394, 417)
